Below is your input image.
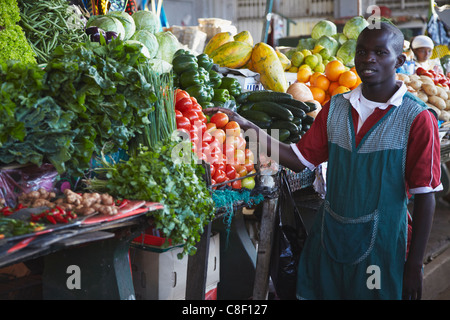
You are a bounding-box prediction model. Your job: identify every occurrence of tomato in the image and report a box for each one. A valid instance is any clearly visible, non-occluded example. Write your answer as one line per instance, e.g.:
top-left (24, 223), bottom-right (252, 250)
top-left (210, 178), bottom-right (216, 188)
top-left (190, 131), bottom-right (199, 146)
top-left (234, 149), bottom-right (245, 165)
top-left (184, 110), bottom-right (200, 124)
top-left (208, 136), bottom-right (221, 150)
top-left (210, 146), bottom-right (222, 159)
top-left (201, 141), bottom-right (211, 154)
top-left (205, 122), bottom-right (217, 133)
top-left (210, 112), bottom-right (229, 129)
top-left (175, 97), bottom-right (193, 113)
top-left (175, 89), bottom-right (190, 103)
top-left (236, 165), bottom-right (248, 177)
top-left (245, 148), bottom-right (255, 162)
top-left (213, 170), bottom-right (227, 184)
top-left (197, 152), bottom-right (207, 163)
top-left (197, 111), bottom-right (207, 123)
top-left (175, 110), bottom-right (183, 119)
top-left (198, 121), bottom-right (207, 135)
top-left (226, 135), bottom-right (246, 151)
top-left (243, 158), bottom-right (254, 173)
top-left (223, 143), bottom-right (235, 162)
top-left (216, 162), bottom-right (226, 173)
top-left (176, 116), bottom-right (191, 131)
top-left (191, 103), bottom-right (203, 114)
top-left (241, 176), bottom-right (255, 190)
top-left (202, 131), bottom-right (213, 144)
top-left (231, 178), bottom-right (241, 189)
top-left (224, 121), bottom-right (241, 137)
top-left (225, 164), bottom-right (237, 179)
top-left (210, 163), bottom-right (216, 178)
top-left (212, 128), bottom-right (226, 144)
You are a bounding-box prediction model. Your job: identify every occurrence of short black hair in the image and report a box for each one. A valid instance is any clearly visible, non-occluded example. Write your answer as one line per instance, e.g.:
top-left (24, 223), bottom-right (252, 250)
top-left (359, 21), bottom-right (404, 56)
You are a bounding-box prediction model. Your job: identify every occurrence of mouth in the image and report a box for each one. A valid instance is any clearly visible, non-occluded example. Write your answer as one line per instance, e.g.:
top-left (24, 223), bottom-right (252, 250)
top-left (359, 68), bottom-right (376, 76)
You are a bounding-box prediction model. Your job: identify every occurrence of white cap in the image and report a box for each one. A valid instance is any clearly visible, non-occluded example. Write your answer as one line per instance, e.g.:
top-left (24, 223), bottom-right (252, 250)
top-left (411, 35), bottom-right (434, 50)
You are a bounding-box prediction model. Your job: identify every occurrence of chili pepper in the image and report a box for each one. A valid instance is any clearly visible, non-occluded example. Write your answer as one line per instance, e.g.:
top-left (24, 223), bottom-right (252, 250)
top-left (16, 203), bottom-right (26, 210)
top-left (1, 207), bottom-right (13, 216)
top-left (209, 70), bottom-right (222, 88)
top-left (46, 215), bottom-right (57, 224)
top-left (185, 84), bottom-right (213, 104)
top-left (196, 53), bottom-right (214, 72)
top-left (179, 69), bottom-right (204, 88)
top-left (219, 77), bottom-right (242, 97)
top-left (172, 54), bottom-right (198, 75)
top-left (212, 88), bottom-right (231, 103)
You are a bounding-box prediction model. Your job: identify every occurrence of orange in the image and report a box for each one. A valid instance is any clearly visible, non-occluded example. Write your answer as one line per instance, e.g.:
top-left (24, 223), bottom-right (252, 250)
top-left (312, 74), bottom-right (330, 92)
top-left (351, 76), bottom-right (362, 90)
top-left (297, 68), bottom-right (312, 83)
top-left (350, 66), bottom-right (358, 76)
top-left (309, 86), bottom-right (326, 104)
top-left (325, 60), bottom-right (346, 82)
top-left (331, 85), bottom-right (351, 96)
top-left (338, 70), bottom-right (357, 88)
top-left (328, 81), bottom-right (340, 95)
top-left (310, 72), bottom-right (323, 85)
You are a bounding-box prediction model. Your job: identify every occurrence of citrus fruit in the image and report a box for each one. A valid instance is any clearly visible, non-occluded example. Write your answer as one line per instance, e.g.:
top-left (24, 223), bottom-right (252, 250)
top-left (314, 63), bottom-right (325, 73)
top-left (319, 47), bottom-right (331, 60)
top-left (338, 70), bottom-right (357, 88)
top-left (310, 72), bottom-right (323, 85)
top-left (301, 49), bottom-right (312, 57)
top-left (325, 60), bottom-right (346, 82)
top-left (291, 51), bottom-right (304, 67)
top-left (288, 66), bottom-right (298, 73)
top-left (328, 81), bottom-right (340, 94)
top-left (304, 54), bottom-right (319, 69)
top-left (312, 74), bottom-right (330, 92)
top-left (331, 85), bottom-right (351, 96)
top-left (351, 76), bottom-right (362, 90)
top-left (313, 44), bottom-right (324, 54)
top-left (297, 67), bottom-right (312, 83)
top-left (309, 86), bottom-right (326, 104)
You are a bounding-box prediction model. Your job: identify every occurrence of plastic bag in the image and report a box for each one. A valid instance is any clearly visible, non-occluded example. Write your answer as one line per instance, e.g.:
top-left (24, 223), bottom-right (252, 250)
top-left (270, 169), bottom-right (308, 300)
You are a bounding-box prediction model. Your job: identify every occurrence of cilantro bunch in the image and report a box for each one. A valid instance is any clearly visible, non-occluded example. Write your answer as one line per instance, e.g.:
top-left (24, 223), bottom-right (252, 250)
top-left (87, 139), bottom-right (215, 257)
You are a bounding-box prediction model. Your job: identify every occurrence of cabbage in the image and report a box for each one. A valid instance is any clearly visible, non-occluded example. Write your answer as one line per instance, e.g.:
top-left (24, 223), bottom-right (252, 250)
top-left (343, 16), bottom-right (369, 40)
top-left (130, 30), bottom-right (159, 58)
top-left (297, 37), bottom-right (316, 51)
top-left (148, 59), bottom-right (172, 74)
top-left (316, 35), bottom-right (339, 56)
top-left (332, 33), bottom-right (348, 46)
top-left (336, 39), bottom-right (357, 67)
top-left (124, 40), bottom-right (151, 58)
top-left (86, 16), bottom-right (126, 40)
top-left (132, 10), bottom-right (161, 34)
top-left (311, 20), bottom-right (337, 40)
top-left (154, 31), bottom-right (180, 63)
top-left (107, 11), bottom-right (136, 40)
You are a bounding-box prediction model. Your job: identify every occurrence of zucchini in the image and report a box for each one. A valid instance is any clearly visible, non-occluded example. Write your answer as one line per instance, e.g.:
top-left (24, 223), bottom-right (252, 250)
top-left (250, 101), bottom-right (294, 121)
top-left (236, 91), bottom-right (252, 104)
top-left (246, 90), bottom-right (293, 103)
top-left (292, 117), bottom-right (302, 126)
top-left (239, 109), bottom-right (272, 123)
top-left (268, 128), bottom-right (290, 142)
top-left (302, 115), bottom-right (315, 125)
top-left (304, 101), bottom-right (318, 112)
top-left (287, 134), bottom-right (302, 144)
top-left (302, 124), bottom-right (311, 132)
top-left (238, 102), bottom-right (254, 113)
top-left (282, 99), bottom-right (311, 112)
top-left (270, 120), bottom-right (300, 135)
top-left (280, 103), bottom-right (306, 119)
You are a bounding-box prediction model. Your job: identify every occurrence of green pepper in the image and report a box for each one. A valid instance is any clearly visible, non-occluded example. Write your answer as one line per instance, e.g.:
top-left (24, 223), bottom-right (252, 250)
top-left (209, 70), bottom-right (222, 88)
top-left (172, 54), bottom-right (198, 74)
top-left (219, 77), bottom-right (242, 97)
top-left (173, 48), bottom-right (195, 59)
top-left (198, 67), bottom-right (210, 84)
top-left (201, 101), bottom-right (215, 109)
top-left (212, 88), bottom-right (231, 103)
top-left (179, 69), bottom-right (203, 88)
top-left (186, 84), bottom-right (213, 103)
top-left (196, 53), bottom-right (214, 72)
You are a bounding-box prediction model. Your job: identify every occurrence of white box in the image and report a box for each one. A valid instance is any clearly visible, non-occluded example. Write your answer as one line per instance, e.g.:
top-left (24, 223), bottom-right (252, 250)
top-left (130, 233), bottom-right (220, 300)
top-left (217, 67), bottom-right (264, 92)
top-left (285, 72), bottom-right (298, 86)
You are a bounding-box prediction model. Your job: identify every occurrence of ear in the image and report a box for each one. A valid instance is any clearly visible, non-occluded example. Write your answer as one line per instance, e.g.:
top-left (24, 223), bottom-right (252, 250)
top-left (395, 53), bottom-right (406, 69)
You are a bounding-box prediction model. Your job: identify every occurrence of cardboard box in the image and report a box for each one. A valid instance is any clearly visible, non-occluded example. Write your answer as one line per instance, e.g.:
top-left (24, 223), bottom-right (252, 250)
top-left (285, 72), bottom-right (298, 86)
top-left (217, 67), bottom-right (264, 92)
top-left (130, 233), bottom-right (220, 300)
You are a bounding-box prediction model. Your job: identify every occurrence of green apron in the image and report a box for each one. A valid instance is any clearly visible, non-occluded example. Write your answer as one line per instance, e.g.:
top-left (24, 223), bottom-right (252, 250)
top-left (296, 92), bottom-right (428, 299)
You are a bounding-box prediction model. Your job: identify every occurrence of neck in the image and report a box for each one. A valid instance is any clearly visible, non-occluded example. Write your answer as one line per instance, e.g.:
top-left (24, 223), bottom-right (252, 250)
top-left (361, 79), bottom-right (399, 103)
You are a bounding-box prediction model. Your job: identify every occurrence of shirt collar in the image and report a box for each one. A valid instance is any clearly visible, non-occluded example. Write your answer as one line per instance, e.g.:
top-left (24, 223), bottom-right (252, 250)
top-left (343, 80), bottom-right (407, 109)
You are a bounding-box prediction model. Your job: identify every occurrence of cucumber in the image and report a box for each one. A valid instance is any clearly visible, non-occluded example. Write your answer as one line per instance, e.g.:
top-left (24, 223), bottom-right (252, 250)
top-left (246, 90), bottom-right (293, 103)
top-left (302, 115), bottom-right (315, 125)
top-left (236, 91), bottom-right (252, 104)
top-left (280, 103), bottom-right (306, 119)
top-left (250, 102), bottom-right (294, 121)
top-left (238, 103), bottom-right (254, 113)
top-left (268, 128), bottom-right (290, 142)
top-left (287, 133), bottom-right (302, 144)
top-left (270, 120), bottom-right (300, 135)
top-left (239, 109), bottom-right (272, 123)
top-left (292, 117), bottom-right (302, 126)
top-left (304, 101), bottom-right (318, 112)
top-left (282, 99), bottom-right (311, 112)
top-left (302, 123), bottom-right (311, 132)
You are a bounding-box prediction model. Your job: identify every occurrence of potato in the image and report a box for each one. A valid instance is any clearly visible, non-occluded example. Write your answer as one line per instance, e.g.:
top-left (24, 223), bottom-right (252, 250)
top-left (417, 90), bottom-right (428, 102)
top-left (439, 110), bottom-right (450, 122)
top-left (446, 99), bottom-right (450, 111)
top-left (427, 103), bottom-right (441, 117)
top-left (422, 83), bottom-right (438, 96)
top-left (428, 95), bottom-right (446, 110)
top-left (409, 74), bottom-right (420, 81)
top-left (435, 85), bottom-right (448, 100)
top-left (409, 80), bottom-right (422, 91)
top-left (396, 73), bottom-right (410, 83)
top-left (419, 75), bottom-right (434, 85)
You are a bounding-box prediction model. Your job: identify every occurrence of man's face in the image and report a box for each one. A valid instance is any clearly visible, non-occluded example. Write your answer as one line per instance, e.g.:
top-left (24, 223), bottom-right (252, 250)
top-left (354, 29), bottom-right (402, 86)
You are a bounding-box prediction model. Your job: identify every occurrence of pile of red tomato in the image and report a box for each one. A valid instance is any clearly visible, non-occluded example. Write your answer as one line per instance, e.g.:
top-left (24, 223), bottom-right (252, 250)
top-left (416, 67), bottom-right (450, 89)
top-left (174, 89), bottom-right (256, 190)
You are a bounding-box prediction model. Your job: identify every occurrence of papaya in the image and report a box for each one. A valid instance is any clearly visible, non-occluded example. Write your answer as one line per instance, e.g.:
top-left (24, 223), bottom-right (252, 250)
top-left (204, 32), bottom-right (234, 56)
top-left (251, 42), bottom-right (288, 92)
top-left (209, 41), bottom-right (253, 69)
top-left (233, 30), bottom-right (254, 46)
top-left (276, 50), bottom-right (292, 71)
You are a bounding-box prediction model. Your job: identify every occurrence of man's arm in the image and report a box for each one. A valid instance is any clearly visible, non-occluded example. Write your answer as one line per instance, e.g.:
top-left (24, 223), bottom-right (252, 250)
top-left (402, 192), bottom-right (435, 300)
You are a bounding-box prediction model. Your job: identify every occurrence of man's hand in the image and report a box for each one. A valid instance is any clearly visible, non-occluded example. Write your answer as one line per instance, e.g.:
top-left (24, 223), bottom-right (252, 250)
top-left (402, 261), bottom-right (423, 300)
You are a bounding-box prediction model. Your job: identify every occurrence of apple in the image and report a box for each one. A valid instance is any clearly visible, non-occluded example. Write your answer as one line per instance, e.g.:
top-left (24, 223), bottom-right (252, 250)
top-left (241, 176), bottom-right (255, 190)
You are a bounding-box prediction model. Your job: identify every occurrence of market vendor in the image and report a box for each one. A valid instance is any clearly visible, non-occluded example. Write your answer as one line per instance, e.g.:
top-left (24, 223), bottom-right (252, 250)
top-left (410, 35), bottom-right (444, 73)
top-left (208, 22), bottom-right (442, 300)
